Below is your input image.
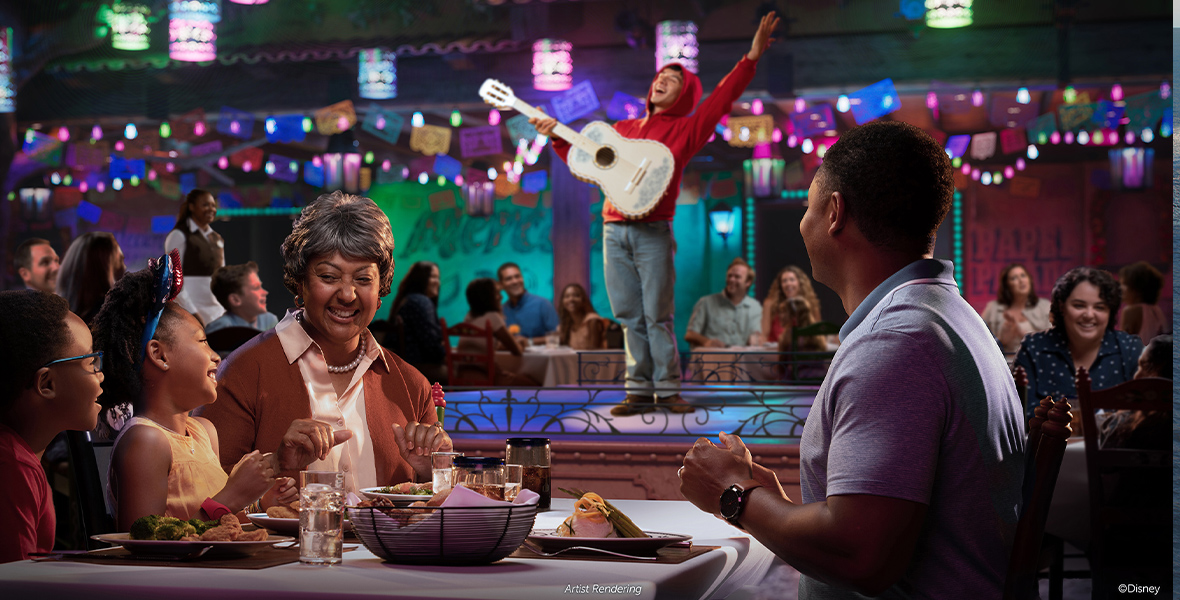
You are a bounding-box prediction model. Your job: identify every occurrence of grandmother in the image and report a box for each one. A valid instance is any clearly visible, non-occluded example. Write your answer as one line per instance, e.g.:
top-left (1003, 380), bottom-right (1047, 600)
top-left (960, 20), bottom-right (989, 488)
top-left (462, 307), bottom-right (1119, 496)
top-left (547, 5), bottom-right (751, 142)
top-left (198, 191), bottom-right (451, 493)
top-left (1014, 266), bottom-right (1142, 419)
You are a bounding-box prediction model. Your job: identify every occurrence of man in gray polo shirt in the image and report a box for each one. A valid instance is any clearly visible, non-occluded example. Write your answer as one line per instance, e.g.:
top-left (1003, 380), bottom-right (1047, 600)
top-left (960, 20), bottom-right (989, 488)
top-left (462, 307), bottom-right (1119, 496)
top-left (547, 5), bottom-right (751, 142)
top-left (685, 257), bottom-right (763, 348)
top-left (678, 121), bottom-right (1026, 599)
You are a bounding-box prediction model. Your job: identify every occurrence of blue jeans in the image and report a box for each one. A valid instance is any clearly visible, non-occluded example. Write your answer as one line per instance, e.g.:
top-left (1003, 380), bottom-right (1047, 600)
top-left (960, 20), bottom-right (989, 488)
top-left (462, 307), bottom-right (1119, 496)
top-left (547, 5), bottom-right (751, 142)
top-left (603, 221), bottom-right (680, 398)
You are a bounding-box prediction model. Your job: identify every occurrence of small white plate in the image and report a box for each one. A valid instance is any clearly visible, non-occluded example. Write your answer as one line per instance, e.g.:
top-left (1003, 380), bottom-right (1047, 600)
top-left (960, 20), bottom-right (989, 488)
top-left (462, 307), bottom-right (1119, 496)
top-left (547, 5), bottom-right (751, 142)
top-left (246, 513), bottom-right (353, 535)
top-left (359, 487), bottom-right (432, 505)
top-left (91, 533), bottom-right (293, 558)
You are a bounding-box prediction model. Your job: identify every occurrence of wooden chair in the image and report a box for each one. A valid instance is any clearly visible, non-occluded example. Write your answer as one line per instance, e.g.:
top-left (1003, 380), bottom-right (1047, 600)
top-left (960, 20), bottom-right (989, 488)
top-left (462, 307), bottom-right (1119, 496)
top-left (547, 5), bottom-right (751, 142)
top-left (206, 326), bottom-right (261, 358)
top-left (1076, 367), bottom-right (1171, 596)
top-left (65, 430), bottom-right (116, 549)
top-left (441, 318), bottom-right (497, 387)
top-left (1003, 395), bottom-right (1073, 600)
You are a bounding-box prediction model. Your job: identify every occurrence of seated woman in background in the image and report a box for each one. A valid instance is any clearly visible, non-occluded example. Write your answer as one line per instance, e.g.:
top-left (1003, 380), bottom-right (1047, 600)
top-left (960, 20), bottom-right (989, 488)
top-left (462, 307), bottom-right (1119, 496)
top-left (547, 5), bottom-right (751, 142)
top-left (390, 261), bottom-right (447, 383)
top-left (57, 231), bottom-right (127, 324)
top-left (761, 266), bottom-right (821, 344)
top-left (1014, 266), bottom-right (1142, 420)
top-left (557, 283), bottom-right (604, 350)
top-left (93, 254), bottom-right (345, 529)
top-left (980, 263), bottom-right (1051, 361)
top-left (1118, 261), bottom-right (1168, 345)
top-left (461, 278), bottom-right (539, 386)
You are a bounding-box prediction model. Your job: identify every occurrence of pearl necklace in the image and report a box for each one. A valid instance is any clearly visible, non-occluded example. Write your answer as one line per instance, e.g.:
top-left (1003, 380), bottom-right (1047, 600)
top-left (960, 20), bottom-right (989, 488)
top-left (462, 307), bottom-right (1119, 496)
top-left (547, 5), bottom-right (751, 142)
top-left (326, 336), bottom-right (367, 373)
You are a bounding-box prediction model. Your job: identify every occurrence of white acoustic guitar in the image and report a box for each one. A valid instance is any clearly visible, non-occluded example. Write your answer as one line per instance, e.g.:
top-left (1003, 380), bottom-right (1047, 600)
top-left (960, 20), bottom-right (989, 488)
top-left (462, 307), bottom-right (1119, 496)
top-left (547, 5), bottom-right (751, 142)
top-left (479, 78), bottom-right (674, 220)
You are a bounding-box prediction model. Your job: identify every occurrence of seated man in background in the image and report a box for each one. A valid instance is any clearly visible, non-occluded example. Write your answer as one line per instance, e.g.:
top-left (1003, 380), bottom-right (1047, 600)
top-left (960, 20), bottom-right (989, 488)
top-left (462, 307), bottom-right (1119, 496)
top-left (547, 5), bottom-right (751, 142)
top-left (205, 262), bottom-right (279, 333)
top-left (498, 262), bottom-right (558, 343)
top-left (13, 238), bottom-right (60, 294)
top-left (685, 257), bottom-right (762, 348)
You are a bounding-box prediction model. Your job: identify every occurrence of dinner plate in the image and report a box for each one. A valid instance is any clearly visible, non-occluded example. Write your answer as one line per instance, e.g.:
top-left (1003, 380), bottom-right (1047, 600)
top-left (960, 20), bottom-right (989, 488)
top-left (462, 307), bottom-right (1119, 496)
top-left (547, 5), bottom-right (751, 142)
top-left (526, 530), bottom-right (691, 556)
top-left (91, 533), bottom-right (294, 558)
top-left (246, 513), bottom-right (353, 535)
top-left (359, 487), bottom-right (431, 505)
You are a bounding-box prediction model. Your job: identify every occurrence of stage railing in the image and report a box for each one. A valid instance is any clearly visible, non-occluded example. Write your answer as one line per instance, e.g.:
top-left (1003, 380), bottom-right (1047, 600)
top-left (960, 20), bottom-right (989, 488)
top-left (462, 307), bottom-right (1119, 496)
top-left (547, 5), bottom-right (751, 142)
top-left (441, 383), bottom-right (819, 443)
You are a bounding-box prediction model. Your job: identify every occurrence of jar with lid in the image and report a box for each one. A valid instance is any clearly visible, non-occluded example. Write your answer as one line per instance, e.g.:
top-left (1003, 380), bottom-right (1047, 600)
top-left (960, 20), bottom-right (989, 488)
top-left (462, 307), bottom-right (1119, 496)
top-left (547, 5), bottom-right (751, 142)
top-left (505, 438), bottom-right (551, 510)
top-left (451, 457), bottom-right (505, 500)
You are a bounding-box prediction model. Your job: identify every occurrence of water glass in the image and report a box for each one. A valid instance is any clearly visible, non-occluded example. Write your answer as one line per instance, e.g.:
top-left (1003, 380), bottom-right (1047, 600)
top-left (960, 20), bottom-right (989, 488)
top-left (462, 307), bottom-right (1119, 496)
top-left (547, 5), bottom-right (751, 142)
top-left (300, 470), bottom-right (344, 489)
top-left (545, 331), bottom-right (560, 349)
top-left (503, 464), bottom-right (523, 502)
top-left (299, 482), bottom-right (344, 565)
top-left (506, 438), bottom-right (551, 510)
top-left (431, 451), bottom-right (464, 492)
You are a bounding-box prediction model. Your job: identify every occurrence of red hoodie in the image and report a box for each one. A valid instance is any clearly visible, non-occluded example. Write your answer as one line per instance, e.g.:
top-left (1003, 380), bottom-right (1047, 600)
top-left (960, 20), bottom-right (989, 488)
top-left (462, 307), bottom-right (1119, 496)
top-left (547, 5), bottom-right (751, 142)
top-left (552, 56), bottom-right (758, 223)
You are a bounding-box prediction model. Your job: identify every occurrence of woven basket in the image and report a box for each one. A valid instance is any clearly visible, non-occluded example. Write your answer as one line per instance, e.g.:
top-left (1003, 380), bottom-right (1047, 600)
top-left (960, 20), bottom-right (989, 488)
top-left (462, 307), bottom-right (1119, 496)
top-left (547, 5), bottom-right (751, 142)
top-left (346, 504), bottom-right (538, 565)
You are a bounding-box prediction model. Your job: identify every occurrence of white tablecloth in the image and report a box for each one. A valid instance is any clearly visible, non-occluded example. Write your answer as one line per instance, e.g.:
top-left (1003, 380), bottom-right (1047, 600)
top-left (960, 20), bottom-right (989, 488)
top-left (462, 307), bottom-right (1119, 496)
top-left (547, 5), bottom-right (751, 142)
top-left (1045, 439), bottom-right (1089, 550)
top-left (496, 348), bottom-right (626, 387)
top-left (0, 499), bottom-right (773, 600)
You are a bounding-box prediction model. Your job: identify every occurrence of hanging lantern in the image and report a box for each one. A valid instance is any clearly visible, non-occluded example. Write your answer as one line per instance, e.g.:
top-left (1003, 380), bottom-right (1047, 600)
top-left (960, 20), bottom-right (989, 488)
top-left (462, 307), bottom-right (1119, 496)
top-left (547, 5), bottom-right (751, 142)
top-left (168, 1), bottom-right (219, 62)
top-left (743, 158), bottom-right (785, 199)
top-left (0, 28), bottom-right (14, 113)
top-left (358, 49), bottom-right (397, 100)
top-left (655, 21), bottom-right (699, 73)
top-left (532, 39), bottom-right (572, 92)
top-left (926, 0), bottom-right (973, 29)
top-left (463, 182), bottom-right (496, 217)
top-left (107, 1), bottom-right (152, 51)
top-left (707, 201), bottom-right (736, 242)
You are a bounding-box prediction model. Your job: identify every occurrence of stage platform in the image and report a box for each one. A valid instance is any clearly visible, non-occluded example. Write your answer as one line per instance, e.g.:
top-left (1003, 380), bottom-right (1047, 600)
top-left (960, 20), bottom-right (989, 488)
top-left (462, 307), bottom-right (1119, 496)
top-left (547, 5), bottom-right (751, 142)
top-left (443, 384), bottom-right (817, 501)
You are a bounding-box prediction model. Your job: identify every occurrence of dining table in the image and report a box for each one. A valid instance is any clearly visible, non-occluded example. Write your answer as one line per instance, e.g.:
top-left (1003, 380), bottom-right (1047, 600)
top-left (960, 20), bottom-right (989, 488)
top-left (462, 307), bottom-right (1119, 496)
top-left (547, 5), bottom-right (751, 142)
top-left (496, 347), bottom-right (625, 387)
top-left (0, 498), bottom-right (776, 600)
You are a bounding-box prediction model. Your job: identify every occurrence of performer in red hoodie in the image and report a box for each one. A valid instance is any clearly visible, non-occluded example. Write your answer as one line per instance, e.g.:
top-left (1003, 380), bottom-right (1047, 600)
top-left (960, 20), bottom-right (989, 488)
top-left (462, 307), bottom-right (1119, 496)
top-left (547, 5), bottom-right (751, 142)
top-left (533, 11), bottom-right (780, 416)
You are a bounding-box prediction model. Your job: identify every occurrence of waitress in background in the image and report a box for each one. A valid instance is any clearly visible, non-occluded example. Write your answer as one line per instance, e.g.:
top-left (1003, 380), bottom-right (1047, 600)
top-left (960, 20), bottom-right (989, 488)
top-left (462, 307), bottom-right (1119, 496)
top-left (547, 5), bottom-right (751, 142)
top-left (165, 189), bottom-right (225, 324)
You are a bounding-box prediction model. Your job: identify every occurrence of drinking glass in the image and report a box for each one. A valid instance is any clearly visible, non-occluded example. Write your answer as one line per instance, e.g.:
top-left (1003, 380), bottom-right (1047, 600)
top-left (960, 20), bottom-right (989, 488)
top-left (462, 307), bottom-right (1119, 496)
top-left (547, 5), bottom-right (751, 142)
top-left (545, 331), bottom-right (560, 349)
top-left (431, 451), bottom-right (464, 492)
top-left (299, 471), bottom-right (344, 565)
top-left (452, 457), bottom-right (505, 500)
top-left (506, 438), bottom-right (550, 510)
top-left (503, 464), bottom-right (523, 501)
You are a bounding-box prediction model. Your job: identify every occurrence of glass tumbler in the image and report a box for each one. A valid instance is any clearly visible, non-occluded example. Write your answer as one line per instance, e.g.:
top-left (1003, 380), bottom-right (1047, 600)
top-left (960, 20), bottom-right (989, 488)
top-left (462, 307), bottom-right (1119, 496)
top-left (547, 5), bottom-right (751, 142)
top-left (299, 479), bottom-right (344, 565)
top-left (451, 457), bottom-right (505, 500)
top-left (505, 438), bottom-right (551, 510)
top-left (431, 451), bottom-right (464, 492)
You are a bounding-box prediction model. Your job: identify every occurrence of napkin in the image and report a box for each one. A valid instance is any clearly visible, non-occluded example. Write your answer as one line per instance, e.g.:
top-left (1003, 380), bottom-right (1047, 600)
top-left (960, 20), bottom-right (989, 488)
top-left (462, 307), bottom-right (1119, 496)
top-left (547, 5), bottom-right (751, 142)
top-left (440, 484), bottom-right (540, 507)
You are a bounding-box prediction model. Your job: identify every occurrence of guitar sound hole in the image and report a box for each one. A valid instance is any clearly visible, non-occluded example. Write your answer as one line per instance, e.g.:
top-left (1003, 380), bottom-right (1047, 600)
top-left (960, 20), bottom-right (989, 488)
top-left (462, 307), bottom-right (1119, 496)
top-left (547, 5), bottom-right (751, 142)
top-left (595, 147), bottom-right (617, 169)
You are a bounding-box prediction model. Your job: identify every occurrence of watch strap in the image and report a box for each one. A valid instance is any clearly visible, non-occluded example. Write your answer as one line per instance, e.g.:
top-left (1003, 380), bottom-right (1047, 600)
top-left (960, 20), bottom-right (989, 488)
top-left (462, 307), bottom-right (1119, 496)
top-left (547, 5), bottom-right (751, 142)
top-left (723, 479), bottom-right (763, 526)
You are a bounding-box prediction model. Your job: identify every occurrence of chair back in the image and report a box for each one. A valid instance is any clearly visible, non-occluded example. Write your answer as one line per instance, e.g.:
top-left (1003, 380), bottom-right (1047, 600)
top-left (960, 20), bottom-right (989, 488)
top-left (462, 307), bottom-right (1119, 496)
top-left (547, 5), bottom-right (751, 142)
top-left (442, 318), bottom-right (497, 386)
top-left (206, 326), bottom-right (261, 358)
top-left (65, 430), bottom-right (116, 548)
top-left (1003, 396), bottom-right (1072, 600)
top-left (1075, 367), bottom-right (1171, 588)
top-left (791, 321), bottom-right (840, 340)
top-left (1012, 365), bottom-right (1028, 416)
top-left (602, 318), bottom-right (624, 349)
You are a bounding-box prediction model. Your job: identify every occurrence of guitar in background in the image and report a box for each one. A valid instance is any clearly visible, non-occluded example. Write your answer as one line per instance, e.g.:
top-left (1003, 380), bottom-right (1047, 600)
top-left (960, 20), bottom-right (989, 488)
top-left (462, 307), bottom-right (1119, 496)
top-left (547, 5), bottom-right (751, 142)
top-left (479, 78), bottom-right (674, 220)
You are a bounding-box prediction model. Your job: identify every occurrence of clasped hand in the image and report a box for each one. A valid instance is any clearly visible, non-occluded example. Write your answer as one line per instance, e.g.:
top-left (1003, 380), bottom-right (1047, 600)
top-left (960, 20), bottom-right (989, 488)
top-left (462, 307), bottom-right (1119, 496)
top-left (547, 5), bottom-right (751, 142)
top-left (393, 422), bottom-right (453, 481)
top-left (680, 431), bottom-right (788, 516)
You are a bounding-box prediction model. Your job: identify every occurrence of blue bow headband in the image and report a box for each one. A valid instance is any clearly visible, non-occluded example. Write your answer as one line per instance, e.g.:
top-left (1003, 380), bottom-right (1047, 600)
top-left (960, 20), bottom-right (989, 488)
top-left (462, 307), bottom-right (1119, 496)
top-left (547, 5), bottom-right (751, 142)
top-left (139, 249), bottom-right (184, 365)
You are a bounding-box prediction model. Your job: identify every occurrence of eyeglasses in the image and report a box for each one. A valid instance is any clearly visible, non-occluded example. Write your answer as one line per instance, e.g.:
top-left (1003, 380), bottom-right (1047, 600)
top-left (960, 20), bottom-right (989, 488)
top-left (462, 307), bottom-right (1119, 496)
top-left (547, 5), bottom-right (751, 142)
top-left (42, 351), bottom-right (103, 375)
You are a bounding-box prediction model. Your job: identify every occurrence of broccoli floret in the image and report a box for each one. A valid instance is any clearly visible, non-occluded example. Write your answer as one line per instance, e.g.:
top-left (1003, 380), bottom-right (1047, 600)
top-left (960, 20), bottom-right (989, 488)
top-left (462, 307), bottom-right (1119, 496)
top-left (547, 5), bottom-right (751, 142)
top-left (129, 515), bottom-right (161, 540)
top-left (187, 518), bottom-right (218, 535)
top-left (154, 522), bottom-right (187, 541)
top-left (157, 516), bottom-right (183, 527)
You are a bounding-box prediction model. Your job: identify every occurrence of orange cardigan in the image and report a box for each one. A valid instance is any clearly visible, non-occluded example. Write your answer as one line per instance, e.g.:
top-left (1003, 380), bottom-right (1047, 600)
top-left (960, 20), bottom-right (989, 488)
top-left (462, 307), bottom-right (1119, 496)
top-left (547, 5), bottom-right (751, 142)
top-left (198, 330), bottom-right (435, 485)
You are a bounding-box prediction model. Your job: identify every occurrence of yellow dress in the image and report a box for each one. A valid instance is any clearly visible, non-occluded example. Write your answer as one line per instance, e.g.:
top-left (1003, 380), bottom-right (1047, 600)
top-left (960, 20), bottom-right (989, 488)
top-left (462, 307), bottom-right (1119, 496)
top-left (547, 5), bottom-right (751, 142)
top-left (110, 416), bottom-right (229, 521)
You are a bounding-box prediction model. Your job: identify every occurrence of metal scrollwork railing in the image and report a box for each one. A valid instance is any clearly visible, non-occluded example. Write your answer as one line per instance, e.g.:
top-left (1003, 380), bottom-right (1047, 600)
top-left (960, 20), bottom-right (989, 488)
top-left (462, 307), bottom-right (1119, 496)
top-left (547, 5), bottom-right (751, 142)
top-left (441, 384), bottom-right (819, 443)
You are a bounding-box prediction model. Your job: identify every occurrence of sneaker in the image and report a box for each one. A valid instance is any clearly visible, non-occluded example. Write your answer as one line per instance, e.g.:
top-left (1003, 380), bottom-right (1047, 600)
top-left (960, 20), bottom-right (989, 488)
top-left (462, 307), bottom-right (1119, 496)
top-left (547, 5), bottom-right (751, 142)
top-left (657, 394), bottom-right (696, 414)
top-left (610, 394), bottom-right (656, 416)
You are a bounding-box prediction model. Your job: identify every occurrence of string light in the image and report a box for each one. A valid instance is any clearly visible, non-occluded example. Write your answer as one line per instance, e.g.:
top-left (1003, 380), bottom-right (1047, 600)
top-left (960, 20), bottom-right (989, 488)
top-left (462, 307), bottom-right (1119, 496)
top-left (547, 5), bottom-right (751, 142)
top-left (124, 123), bottom-right (138, 139)
top-left (971, 89), bottom-right (984, 107)
top-left (489, 109), bottom-right (501, 126)
top-left (56, 127), bottom-right (69, 142)
top-left (418, 172), bottom-right (429, 184)
top-left (159, 122), bottom-right (171, 138)
top-left (1026, 144), bottom-right (1039, 159)
top-left (91, 125), bottom-right (103, 140)
top-left (412, 112), bottom-right (424, 127)
top-left (1016, 87), bottom-right (1030, 104)
top-left (750, 99), bottom-right (763, 116)
top-left (450, 110), bottom-right (462, 127)
top-left (836, 95), bottom-right (850, 113)
top-left (801, 139), bottom-right (814, 154)
top-left (1110, 83), bottom-right (1123, 101)
top-left (1063, 86), bottom-right (1076, 103)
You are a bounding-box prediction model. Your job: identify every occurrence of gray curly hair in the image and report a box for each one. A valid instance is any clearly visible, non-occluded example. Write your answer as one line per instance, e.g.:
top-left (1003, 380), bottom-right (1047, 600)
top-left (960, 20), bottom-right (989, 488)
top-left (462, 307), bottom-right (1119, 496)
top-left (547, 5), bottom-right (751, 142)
top-left (281, 191), bottom-right (396, 298)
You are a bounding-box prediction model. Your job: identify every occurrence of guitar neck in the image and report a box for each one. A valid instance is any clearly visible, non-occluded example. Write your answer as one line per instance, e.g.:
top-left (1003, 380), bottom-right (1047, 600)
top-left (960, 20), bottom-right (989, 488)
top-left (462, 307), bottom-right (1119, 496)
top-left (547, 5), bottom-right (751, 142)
top-left (510, 100), bottom-right (599, 154)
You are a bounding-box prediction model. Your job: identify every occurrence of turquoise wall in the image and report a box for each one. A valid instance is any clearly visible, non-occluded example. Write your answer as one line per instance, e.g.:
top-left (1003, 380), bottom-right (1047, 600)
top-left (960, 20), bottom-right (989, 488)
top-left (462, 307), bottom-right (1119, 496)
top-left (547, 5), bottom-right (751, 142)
top-left (369, 172), bottom-right (744, 352)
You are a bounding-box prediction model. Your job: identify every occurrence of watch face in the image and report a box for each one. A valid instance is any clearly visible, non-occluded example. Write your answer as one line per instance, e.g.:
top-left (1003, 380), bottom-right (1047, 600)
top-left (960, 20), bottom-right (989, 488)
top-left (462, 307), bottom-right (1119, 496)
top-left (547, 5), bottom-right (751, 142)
top-left (719, 485), bottom-right (742, 519)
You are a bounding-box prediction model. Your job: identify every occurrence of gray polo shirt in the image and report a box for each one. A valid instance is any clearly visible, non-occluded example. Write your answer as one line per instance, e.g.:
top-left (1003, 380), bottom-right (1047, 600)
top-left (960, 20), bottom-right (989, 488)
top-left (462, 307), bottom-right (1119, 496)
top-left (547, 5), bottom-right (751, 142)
top-left (686, 292), bottom-right (762, 347)
top-left (799, 259), bottom-right (1026, 599)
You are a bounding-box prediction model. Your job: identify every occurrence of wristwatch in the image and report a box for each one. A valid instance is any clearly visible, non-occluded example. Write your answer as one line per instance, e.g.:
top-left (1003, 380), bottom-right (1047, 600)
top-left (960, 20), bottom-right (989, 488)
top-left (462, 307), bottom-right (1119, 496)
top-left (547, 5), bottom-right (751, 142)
top-left (719, 479), bottom-right (762, 526)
